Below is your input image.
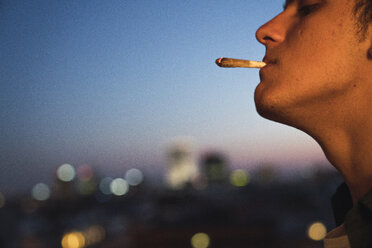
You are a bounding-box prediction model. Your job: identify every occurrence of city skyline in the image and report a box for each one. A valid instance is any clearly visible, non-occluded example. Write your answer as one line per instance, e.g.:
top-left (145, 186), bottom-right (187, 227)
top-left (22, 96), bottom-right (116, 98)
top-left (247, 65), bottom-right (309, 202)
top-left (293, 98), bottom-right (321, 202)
top-left (1, 0), bottom-right (331, 195)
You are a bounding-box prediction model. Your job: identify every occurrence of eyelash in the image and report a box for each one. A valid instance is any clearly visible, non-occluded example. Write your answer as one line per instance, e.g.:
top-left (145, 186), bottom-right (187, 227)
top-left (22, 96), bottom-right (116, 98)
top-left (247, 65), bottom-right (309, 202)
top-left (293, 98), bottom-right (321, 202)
top-left (298, 4), bottom-right (320, 16)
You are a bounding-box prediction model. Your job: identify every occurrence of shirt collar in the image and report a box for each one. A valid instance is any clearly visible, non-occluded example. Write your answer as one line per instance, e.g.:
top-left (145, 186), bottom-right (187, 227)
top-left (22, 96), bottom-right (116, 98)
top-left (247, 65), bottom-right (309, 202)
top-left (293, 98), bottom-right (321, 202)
top-left (331, 182), bottom-right (353, 226)
top-left (331, 183), bottom-right (372, 248)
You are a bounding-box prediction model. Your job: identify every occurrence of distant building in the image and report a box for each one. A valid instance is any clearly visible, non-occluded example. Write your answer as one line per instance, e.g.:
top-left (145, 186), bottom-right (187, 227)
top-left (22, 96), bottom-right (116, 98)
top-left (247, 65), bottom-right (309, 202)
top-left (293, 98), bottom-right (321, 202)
top-left (255, 163), bottom-right (276, 185)
top-left (200, 152), bottom-right (228, 183)
top-left (166, 139), bottom-right (198, 189)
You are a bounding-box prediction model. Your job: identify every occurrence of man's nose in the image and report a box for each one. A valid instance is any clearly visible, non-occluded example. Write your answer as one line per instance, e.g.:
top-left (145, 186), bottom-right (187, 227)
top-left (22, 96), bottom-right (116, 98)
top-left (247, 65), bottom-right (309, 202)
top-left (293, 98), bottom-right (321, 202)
top-left (255, 13), bottom-right (286, 47)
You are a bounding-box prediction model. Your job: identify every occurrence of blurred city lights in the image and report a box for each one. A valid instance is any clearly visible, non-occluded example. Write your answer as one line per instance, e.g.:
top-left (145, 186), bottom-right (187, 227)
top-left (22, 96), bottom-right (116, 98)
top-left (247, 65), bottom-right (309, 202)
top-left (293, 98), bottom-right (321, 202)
top-left (61, 231), bottom-right (85, 248)
top-left (307, 222), bottom-right (327, 241)
top-left (125, 168), bottom-right (144, 186)
top-left (61, 226), bottom-right (105, 248)
top-left (99, 177), bottom-right (113, 195)
top-left (77, 164), bottom-right (94, 182)
top-left (0, 192), bottom-right (5, 208)
top-left (84, 225), bottom-right (106, 245)
top-left (110, 178), bottom-right (129, 196)
top-left (191, 175), bottom-right (208, 190)
top-left (77, 179), bottom-right (97, 195)
top-left (191, 232), bottom-right (210, 248)
top-left (57, 164), bottom-right (76, 182)
top-left (31, 183), bottom-right (51, 201)
top-left (229, 169), bottom-right (250, 187)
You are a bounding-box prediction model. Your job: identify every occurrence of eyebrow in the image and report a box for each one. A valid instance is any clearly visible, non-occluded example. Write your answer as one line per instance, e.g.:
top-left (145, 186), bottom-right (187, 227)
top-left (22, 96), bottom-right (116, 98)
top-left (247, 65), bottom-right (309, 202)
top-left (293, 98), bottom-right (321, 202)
top-left (283, 0), bottom-right (296, 10)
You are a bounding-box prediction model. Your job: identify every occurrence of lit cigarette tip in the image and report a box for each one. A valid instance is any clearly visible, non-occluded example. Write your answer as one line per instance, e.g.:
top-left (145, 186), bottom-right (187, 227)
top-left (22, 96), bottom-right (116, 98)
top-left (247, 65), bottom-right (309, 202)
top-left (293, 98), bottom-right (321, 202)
top-left (215, 57), bottom-right (266, 68)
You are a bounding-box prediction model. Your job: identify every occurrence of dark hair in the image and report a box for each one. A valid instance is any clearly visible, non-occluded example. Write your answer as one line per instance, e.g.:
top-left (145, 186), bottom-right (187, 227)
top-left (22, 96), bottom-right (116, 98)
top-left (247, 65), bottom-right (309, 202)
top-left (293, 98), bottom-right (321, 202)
top-left (354, 0), bottom-right (372, 37)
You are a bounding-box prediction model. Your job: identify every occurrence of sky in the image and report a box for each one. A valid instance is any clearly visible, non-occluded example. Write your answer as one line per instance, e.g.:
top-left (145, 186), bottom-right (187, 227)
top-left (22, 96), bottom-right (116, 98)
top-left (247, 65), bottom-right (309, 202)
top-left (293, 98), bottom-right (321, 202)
top-left (0, 0), bottom-right (330, 194)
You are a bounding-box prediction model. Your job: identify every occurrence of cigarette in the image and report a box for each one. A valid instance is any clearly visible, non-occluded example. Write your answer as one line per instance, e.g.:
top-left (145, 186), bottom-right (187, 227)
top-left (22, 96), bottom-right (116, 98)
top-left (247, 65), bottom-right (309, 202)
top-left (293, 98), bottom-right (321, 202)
top-left (215, 57), bottom-right (266, 68)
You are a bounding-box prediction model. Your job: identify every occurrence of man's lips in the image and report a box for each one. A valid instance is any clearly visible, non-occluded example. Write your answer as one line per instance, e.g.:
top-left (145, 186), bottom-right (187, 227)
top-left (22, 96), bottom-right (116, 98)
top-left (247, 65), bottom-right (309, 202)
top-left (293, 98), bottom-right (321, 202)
top-left (259, 56), bottom-right (277, 80)
top-left (262, 56), bottom-right (278, 66)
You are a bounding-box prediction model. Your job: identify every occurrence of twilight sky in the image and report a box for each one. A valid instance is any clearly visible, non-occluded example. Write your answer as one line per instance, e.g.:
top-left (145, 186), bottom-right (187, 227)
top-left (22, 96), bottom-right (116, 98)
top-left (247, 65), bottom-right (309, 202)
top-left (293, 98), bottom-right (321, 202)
top-left (0, 0), bottom-right (329, 194)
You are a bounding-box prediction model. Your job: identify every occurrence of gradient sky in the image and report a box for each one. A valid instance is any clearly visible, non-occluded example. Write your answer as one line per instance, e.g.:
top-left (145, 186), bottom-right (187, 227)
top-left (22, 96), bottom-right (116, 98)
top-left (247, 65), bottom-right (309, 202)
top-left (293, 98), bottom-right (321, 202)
top-left (0, 0), bottom-right (330, 194)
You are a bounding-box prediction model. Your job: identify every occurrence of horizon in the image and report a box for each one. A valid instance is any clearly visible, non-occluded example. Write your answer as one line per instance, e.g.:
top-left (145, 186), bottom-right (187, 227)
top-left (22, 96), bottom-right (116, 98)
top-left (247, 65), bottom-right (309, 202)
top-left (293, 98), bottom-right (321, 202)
top-left (1, 0), bottom-right (332, 196)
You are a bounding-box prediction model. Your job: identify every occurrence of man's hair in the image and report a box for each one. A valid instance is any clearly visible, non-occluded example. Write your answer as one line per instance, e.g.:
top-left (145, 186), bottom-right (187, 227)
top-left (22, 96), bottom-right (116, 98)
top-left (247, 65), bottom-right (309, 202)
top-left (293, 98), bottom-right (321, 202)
top-left (354, 0), bottom-right (372, 37)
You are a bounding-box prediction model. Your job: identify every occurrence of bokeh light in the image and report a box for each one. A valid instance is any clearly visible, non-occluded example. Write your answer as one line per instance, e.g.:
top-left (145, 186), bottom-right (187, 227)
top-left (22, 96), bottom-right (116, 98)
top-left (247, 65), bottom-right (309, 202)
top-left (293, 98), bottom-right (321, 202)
top-left (0, 192), bottom-right (5, 208)
top-left (110, 178), bottom-right (129, 196)
top-left (84, 225), bottom-right (106, 245)
top-left (229, 169), bottom-right (250, 187)
top-left (61, 231), bottom-right (85, 248)
top-left (57, 163), bottom-right (76, 182)
top-left (307, 222), bottom-right (327, 241)
top-left (31, 183), bottom-right (51, 201)
top-left (77, 179), bottom-right (97, 195)
top-left (77, 164), bottom-right (94, 182)
top-left (125, 168), bottom-right (144, 186)
top-left (191, 232), bottom-right (210, 248)
top-left (99, 177), bottom-right (113, 195)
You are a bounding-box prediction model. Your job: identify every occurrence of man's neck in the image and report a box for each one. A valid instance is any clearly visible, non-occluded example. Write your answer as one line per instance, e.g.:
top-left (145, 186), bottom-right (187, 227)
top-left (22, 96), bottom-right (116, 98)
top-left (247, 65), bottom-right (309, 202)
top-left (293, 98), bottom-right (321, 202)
top-left (294, 75), bottom-right (372, 204)
top-left (313, 108), bottom-right (372, 204)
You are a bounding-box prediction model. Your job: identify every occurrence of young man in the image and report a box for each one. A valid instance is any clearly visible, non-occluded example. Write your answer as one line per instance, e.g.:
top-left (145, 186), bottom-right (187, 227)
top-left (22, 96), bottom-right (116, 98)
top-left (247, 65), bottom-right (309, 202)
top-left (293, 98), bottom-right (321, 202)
top-left (255, 0), bottom-right (372, 247)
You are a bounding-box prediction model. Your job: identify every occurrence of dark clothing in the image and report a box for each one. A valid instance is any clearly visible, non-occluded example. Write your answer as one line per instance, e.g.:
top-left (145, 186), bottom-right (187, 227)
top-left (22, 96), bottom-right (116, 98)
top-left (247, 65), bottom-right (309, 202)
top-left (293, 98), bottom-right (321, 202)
top-left (331, 183), bottom-right (372, 248)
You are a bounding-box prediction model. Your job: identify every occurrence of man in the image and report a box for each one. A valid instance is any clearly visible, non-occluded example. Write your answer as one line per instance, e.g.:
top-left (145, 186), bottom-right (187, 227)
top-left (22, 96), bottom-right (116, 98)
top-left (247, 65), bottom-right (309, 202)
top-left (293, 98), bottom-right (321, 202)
top-left (254, 0), bottom-right (372, 247)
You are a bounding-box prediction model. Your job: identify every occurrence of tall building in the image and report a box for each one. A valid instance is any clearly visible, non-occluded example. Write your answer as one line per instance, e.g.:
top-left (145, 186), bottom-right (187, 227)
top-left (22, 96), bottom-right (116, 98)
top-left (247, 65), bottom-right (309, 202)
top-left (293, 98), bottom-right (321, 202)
top-left (166, 139), bottom-right (198, 189)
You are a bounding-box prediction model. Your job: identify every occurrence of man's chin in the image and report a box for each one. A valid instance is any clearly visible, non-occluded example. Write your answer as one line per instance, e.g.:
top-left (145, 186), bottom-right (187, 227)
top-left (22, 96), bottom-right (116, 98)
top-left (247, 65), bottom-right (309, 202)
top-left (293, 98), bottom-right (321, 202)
top-left (254, 84), bottom-right (280, 121)
top-left (254, 94), bottom-right (311, 135)
top-left (254, 87), bottom-right (295, 126)
top-left (255, 101), bottom-right (282, 122)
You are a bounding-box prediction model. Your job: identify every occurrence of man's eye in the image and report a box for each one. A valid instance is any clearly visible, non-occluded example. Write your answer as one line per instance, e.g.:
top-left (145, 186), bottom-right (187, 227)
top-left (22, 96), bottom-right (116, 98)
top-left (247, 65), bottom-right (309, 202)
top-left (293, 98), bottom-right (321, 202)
top-left (298, 4), bottom-right (320, 16)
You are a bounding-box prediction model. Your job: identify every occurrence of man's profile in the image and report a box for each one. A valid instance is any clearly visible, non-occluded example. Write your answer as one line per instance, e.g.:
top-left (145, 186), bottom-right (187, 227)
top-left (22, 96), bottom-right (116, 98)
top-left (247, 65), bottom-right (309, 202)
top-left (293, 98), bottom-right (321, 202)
top-left (254, 0), bottom-right (372, 247)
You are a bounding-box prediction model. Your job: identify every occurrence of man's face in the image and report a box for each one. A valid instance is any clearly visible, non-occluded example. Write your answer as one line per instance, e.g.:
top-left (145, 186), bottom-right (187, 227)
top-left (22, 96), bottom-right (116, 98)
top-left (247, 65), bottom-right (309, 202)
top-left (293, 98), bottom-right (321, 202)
top-left (254, 0), bottom-right (370, 127)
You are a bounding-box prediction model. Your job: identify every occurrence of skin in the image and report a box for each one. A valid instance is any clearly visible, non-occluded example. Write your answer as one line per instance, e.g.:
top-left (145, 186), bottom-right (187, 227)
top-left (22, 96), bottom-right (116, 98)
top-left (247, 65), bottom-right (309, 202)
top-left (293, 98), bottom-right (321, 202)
top-left (255, 0), bottom-right (372, 204)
